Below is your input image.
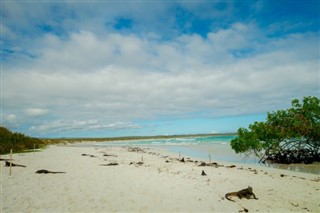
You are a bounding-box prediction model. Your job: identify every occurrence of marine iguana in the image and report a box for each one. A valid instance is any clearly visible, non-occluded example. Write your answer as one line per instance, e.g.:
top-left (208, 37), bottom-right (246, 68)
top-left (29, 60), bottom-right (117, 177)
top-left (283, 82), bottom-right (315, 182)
top-left (225, 186), bottom-right (258, 202)
top-left (100, 162), bottom-right (119, 166)
top-left (36, 169), bottom-right (65, 174)
top-left (5, 161), bottom-right (26, 167)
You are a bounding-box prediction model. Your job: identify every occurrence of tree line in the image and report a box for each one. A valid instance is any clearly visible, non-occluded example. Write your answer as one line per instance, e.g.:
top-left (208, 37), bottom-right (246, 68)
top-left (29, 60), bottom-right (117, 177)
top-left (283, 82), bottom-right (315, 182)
top-left (0, 126), bottom-right (45, 154)
top-left (231, 96), bottom-right (320, 164)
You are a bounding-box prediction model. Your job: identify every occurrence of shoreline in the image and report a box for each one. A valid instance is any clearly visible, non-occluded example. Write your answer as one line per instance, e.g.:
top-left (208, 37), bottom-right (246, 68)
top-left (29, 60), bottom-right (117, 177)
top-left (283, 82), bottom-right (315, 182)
top-left (2, 144), bottom-right (319, 212)
top-left (161, 144), bottom-right (320, 175)
top-left (91, 139), bottom-right (320, 175)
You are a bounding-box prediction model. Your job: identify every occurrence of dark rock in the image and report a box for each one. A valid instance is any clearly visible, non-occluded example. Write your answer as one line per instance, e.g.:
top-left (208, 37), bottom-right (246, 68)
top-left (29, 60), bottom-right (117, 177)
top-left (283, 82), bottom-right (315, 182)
top-left (199, 162), bottom-right (206, 166)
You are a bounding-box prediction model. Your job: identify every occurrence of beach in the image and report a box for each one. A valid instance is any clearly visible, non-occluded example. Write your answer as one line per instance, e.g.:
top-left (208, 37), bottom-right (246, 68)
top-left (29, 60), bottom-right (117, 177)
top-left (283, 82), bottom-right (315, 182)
top-left (1, 144), bottom-right (320, 212)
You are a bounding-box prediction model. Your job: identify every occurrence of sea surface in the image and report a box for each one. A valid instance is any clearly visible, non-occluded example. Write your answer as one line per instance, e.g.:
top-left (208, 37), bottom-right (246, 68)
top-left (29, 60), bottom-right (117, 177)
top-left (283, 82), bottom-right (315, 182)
top-left (94, 135), bottom-right (319, 174)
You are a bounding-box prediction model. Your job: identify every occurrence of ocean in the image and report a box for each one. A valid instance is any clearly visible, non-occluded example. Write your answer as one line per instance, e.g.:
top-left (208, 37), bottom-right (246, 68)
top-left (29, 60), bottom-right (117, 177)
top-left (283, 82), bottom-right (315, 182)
top-left (94, 135), bottom-right (319, 174)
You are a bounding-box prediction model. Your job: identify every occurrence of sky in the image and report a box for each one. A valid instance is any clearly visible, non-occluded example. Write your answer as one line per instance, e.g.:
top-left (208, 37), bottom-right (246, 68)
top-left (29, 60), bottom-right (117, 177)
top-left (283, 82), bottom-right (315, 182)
top-left (1, 0), bottom-right (319, 138)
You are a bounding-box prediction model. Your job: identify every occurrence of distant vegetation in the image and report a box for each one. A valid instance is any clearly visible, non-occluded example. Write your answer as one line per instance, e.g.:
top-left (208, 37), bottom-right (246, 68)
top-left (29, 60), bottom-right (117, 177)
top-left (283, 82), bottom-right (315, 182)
top-left (0, 127), bottom-right (45, 154)
top-left (231, 96), bottom-right (320, 164)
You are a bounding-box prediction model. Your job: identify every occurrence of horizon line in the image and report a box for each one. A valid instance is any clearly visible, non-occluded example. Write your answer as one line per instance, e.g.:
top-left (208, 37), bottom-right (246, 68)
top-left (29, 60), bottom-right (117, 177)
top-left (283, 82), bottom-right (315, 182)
top-left (42, 132), bottom-right (238, 141)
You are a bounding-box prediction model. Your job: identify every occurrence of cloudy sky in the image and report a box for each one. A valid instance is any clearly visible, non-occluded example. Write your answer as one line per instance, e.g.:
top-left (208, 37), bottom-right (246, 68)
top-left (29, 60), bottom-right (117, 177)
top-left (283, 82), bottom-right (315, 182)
top-left (1, 1), bottom-right (319, 138)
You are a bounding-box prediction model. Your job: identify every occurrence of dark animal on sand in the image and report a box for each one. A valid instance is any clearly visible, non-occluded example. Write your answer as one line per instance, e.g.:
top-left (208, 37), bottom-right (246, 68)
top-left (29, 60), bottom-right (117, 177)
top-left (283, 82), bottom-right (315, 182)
top-left (103, 154), bottom-right (118, 157)
top-left (225, 186), bottom-right (258, 202)
top-left (36, 169), bottom-right (65, 174)
top-left (81, 154), bottom-right (97, 157)
top-left (5, 161), bottom-right (26, 167)
top-left (129, 162), bottom-right (144, 166)
top-left (100, 163), bottom-right (119, 166)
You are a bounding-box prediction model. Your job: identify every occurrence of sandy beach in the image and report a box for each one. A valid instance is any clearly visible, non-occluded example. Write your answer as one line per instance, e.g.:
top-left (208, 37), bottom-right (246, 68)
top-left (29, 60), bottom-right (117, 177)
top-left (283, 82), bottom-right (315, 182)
top-left (1, 144), bottom-right (319, 212)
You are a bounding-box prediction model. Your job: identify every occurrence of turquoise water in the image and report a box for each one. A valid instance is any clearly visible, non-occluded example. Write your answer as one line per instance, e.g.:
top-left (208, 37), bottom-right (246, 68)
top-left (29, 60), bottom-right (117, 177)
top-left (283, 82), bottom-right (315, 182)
top-left (96, 135), bottom-right (256, 163)
top-left (98, 135), bottom-right (237, 146)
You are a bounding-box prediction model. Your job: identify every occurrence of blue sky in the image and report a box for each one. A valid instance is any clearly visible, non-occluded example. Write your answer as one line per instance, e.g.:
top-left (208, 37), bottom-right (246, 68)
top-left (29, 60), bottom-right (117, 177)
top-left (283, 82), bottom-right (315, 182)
top-left (1, 1), bottom-right (319, 138)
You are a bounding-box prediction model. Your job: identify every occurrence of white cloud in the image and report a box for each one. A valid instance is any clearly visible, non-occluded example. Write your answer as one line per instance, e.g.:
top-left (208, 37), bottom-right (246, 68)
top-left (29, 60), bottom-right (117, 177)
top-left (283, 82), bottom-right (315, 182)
top-left (6, 114), bottom-right (16, 121)
top-left (29, 119), bottom-right (140, 135)
top-left (4, 29), bottom-right (318, 121)
top-left (25, 108), bottom-right (48, 116)
top-left (2, 1), bottom-right (319, 136)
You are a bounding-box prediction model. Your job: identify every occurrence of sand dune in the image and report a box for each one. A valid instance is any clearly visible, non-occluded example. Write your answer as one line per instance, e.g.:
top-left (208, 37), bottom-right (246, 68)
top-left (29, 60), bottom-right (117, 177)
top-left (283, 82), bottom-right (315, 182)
top-left (1, 144), bottom-right (319, 212)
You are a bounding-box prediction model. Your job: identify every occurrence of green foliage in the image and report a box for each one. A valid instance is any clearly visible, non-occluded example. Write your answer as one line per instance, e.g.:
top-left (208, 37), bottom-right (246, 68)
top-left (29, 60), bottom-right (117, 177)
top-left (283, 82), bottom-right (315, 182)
top-left (0, 126), bottom-right (45, 154)
top-left (231, 96), bottom-right (320, 163)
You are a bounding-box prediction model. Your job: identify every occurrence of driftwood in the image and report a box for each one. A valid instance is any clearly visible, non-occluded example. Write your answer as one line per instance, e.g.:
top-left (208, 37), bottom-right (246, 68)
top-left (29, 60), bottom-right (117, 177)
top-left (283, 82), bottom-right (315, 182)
top-left (0, 158), bottom-right (11, 161)
top-left (226, 165), bottom-right (236, 168)
top-left (129, 161), bottom-right (144, 166)
top-left (198, 161), bottom-right (222, 168)
top-left (5, 161), bottom-right (26, 168)
top-left (100, 162), bottom-right (119, 166)
top-left (36, 169), bottom-right (65, 174)
top-left (128, 147), bottom-right (146, 153)
top-left (103, 154), bottom-right (118, 157)
top-left (81, 154), bottom-right (97, 157)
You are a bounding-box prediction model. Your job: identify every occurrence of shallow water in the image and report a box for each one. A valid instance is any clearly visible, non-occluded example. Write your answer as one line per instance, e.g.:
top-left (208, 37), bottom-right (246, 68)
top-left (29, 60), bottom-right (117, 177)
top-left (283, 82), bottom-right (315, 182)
top-left (95, 135), bottom-right (320, 174)
top-left (165, 144), bottom-right (320, 174)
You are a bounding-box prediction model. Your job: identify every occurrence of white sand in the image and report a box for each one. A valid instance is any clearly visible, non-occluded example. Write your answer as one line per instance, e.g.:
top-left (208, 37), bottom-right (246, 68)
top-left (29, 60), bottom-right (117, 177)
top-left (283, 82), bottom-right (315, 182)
top-left (1, 144), bottom-right (319, 212)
